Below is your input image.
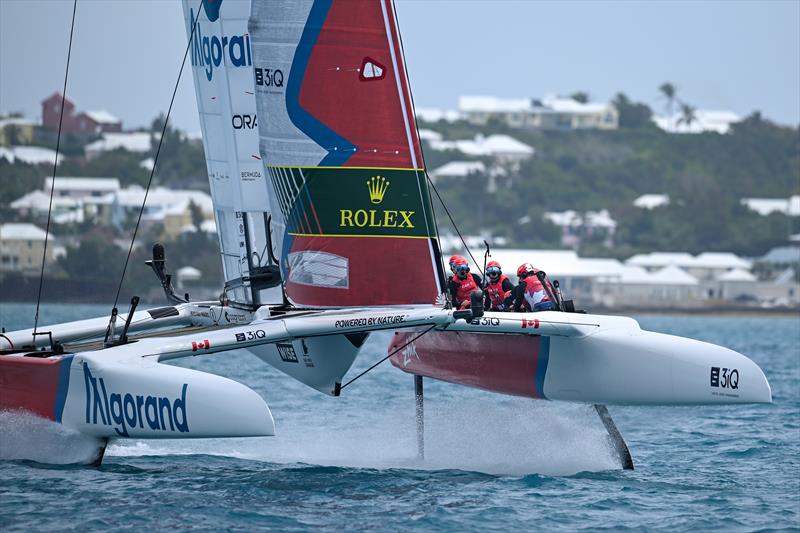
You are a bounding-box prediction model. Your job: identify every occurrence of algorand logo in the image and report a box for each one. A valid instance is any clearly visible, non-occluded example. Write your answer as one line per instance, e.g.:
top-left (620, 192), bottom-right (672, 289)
top-left (189, 6), bottom-right (252, 82)
top-left (83, 363), bottom-right (189, 437)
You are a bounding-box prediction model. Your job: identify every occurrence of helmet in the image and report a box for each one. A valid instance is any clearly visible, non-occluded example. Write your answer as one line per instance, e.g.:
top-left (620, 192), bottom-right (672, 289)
top-left (449, 255), bottom-right (465, 271)
top-left (486, 261), bottom-right (502, 277)
top-left (517, 263), bottom-right (535, 277)
top-left (453, 256), bottom-right (470, 274)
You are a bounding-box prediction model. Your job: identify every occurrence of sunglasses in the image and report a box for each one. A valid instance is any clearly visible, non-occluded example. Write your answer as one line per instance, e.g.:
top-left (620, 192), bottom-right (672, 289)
top-left (487, 268), bottom-right (501, 275)
top-left (454, 265), bottom-right (470, 273)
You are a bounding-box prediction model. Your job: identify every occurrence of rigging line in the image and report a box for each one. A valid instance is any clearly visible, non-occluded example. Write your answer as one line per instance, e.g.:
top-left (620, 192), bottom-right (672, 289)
top-left (33, 0), bottom-right (78, 338)
top-left (339, 325), bottom-right (436, 391)
top-left (390, 0), bottom-right (482, 279)
top-left (389, 0), bottom-right (448, 285)
top-left (426, 175), bottom-right (485, 278)
top-left (107, 0), bottom-right (204, 317)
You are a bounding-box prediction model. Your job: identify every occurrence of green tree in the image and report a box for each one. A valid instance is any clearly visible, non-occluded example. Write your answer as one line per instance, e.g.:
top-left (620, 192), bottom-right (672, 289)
top-left (677, 103), bottom-right (697, 127)
top-left (659, 82), bottom-right (678, 123)
top-left (612, 93), bottom-right (654, 129)
top-left (570, 91), bottom-right (590, 104)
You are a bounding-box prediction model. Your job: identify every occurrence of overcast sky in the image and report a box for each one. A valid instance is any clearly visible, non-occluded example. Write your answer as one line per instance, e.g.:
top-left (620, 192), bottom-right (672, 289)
top-left (1, 0), bottom-right (798, 133)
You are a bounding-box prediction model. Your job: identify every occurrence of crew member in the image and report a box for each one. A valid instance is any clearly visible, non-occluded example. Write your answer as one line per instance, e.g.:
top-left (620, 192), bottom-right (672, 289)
top-left (483, 260), bottom-right (514, 311)
top-left (448, 257), bottom-right (482, 309)
top-left (512, 263), bottom-right (555, 312)
top-left (446, 254), bottom-right (465, 283)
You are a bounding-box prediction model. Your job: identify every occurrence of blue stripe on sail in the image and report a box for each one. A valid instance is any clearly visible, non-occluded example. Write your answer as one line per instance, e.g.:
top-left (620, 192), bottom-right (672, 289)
top-left (54, 355), bottom-right (74, 423)
top-left (535, 337), bottom-right (550, 400)
top-left (286, 0), bottom-right (356, 167)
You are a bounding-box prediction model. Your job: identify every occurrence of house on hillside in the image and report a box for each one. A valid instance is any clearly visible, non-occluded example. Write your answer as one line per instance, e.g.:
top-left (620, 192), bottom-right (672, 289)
top-left (633, 194), bottom-right (670, 209)
top-left (459, 95), bottom-right (618, 131)
top-left (0, 223), bottom-right (59, 273)
top-left (0, 116), bottom-right (37, 145)
top-left (543, 209), bottom-right (617, 248)
top-left (41, 92), bottom-right (122, 135)
top-left (85, 132), bottom-right (153, 159)
top-left (428, 134), bottom-right (534, 164)
top-left (653, 110), bottom-right (741, 134)
top-left (740, 196), bottom-right (800, 217)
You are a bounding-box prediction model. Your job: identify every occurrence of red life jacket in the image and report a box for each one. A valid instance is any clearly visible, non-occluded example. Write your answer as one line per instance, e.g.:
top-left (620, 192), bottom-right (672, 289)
top-left (485, 274), bottom-right (510, 310)
top-left (521, 275), bottom-right (550, 310)
top-left (454, 273), bottom-right (480, 306)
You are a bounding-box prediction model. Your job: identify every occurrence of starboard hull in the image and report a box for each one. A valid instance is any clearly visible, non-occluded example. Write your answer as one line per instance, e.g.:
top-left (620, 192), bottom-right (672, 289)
top-left (390, 312), bottom-right (773, 405)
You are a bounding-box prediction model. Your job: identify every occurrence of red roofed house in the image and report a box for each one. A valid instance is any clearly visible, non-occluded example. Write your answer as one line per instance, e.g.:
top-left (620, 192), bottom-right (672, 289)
top-left (42, 92), bottom-right (122, 135)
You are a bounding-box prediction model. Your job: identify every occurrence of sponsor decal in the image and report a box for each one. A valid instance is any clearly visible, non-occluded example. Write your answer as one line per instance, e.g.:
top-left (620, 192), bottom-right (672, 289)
top-left (276, 342), bottom-right (299, 363)
top-left (301, 339), bottom-right (314, 368)
top-left (235, 329), bottom-right (267, 342)
top-left (191, 339), bottom-right (211, 352)
top-left (339, 176), bottom-right (414, 229)
top-left (401, 341), bottom-right (419, 367)
top-left (191, 310), bottom-right (211, 318)
top-left (224, 310), bottom-right (250, 324)
top-left (334, 315), bottom-right (406, 328)
top-left (521, 319), bottom-right (540, 329)
top-left (232, 114), bottom-right (257, 129)
top-left (240, 170), bottom-right (262, 180)
top-left (254, 67), bottom-right (284, 88)
top-left (83, 364), bottom-right (189, 437)
top-left (710, 366), bottom-right (739, 390)
top-left (189, 7), bottom-right (252, 82)
top-left (470, 316), bottom-right (500, 327)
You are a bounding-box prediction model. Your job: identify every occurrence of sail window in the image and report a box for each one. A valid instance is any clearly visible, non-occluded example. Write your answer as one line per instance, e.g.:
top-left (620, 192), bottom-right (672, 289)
top-left (287, 251), bottom-right (349, 289)
top-left (359, 57), bottom-right (386, 82)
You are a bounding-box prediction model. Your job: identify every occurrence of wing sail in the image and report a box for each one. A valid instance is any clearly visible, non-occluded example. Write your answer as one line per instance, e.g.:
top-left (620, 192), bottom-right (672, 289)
top-left (248, 0), bottom-right (445, 307)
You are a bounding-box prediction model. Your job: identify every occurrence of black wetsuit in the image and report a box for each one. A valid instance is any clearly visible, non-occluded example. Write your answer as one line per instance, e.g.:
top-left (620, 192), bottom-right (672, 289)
top-left (447, 273), bottom-right (483, 307)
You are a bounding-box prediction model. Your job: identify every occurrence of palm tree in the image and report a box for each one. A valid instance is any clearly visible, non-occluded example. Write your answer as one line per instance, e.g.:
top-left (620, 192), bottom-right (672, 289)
top-left (677, 103), bottom-right (697, 129)
top-left (659, 82), bottom-right (677, 128)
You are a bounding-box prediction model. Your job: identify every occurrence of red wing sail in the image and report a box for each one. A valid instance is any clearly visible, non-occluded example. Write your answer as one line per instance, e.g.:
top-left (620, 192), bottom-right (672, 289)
top-left (249, 0), bottom-right (444, 307)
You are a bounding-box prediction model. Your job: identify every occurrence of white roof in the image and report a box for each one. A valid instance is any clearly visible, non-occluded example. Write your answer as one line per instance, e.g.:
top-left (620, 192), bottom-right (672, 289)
top-left (429, 134), bottom-right (534, 157)
top-left (115, 186), bottom-right (213, 215)
top-left (200, 219), bottom-right (217, 233)
top-left (415, 107), bottom-right (461, 123)
top-left (45, 176), bottom-right (120, 192)
top-left (634, 194), bottom-right (670, 209)
top-left (544, 209), bottom-right (616, 229)
top-left (430, 161), bottom-right (485, 178)
top-left (0, 117), bottom-right (38, 128)
top-left (139, 157), bottom-right (155, 170)
top-left (0, 223), bottom-right (52, 241)
top-left (85, 132), bottom-right (152, 154)
top-left (653, 110), bottom-right (741, 134)
top-left (539, 95), bottom-right (612, 115)
top-left (741, 196), bottom-right (800, 216)
top-left (647, 265), bottom-right (699, 285)
top-left (626, 252), bottom-right (696, 268)
top-left (459, 95), bottom-right (531, 113)
top-left (177, 266), bottom-right (202, 278)
top-left (10, 190), bottom-right (80, 211)
top-left (760, 246), bottom-right (800, 264)
top-left (0, 146), bottom-right (61, 165)
top-left (418, 129), bottom-right (443, 142)
top-left (718, 268), bottom-right (757, 282)
top-left (84, 110), bottom-right (120, 124)
top-left (693, 252), bottom-right (751, 269)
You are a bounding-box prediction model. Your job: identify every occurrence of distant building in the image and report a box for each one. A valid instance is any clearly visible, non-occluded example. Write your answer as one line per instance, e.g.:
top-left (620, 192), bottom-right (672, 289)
top-left (740, 196), bottom-right (800, 217)
top-left (653, 110), bottom-right (741, 134)
top-left (85, 132), bottom-right (153, 159)
top-left (41, 92), bottom-right (122, 135)
top-left (543, 209), bottom-right (617, 248)
top-left (428, 134), bottom-right (534, 163)
top-left (0, 117), bottom-right (37, 146)
top-left (0, 223), bottom-right (57, 273)
top-left (415, 107), bottom-right (461, 123)
top-left (633, 194), bottom-right (670, 209)
top-left (0, 146), bottom-right (60, 166)
top-left (429, 161), bottom-right (486, 181)
top-left (626, 251), bottom-right (752, 282)
top-left (459, 95), bottom-right (619, 131)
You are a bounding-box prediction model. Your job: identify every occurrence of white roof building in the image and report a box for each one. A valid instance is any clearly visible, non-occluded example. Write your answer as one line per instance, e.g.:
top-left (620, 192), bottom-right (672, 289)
top-left (741, 196), bottom-right (800, 216)
top-left (430, 161), bottom-right (486, 179)
top-left (45, 176), bottom-right (121, 197)
top-left (0, 146), bottom-right (61, 166)
top-left (0, 222), bottom-right (52, 241)
top-left (633, 194), bottom-right (670, 209)
top-left (653, 110), bottom-right (741, 134)
top-left (85, 132), bottom-right (153, 159)
top-left (83, 110), bottom-right (120, 125)
top-left (544, 209), bottom-right (617, 230)
top-left (460, 94), bottom-right (619, 130)
top-left (415, 107), bottom-right (461, 123)
top-left (418, 129), bottom-right (443, 142)
top-left (718, 268), bottom-right (757, 282)
top-left (429, 134), bottom-right (534, 161)
top-left (113, 186), bottom-right (213, 217)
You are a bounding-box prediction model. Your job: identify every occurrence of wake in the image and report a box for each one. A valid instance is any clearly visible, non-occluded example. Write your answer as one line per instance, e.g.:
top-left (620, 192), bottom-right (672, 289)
top-left (0, 411), bottom-right (104, 465)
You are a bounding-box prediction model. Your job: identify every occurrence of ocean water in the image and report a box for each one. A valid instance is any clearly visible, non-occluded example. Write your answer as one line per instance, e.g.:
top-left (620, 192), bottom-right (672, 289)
top-left (1, 304), bottom-right (798, 531)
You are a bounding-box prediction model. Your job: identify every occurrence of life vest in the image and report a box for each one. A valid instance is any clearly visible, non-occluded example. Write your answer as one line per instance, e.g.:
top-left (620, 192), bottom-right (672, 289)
top-left (485, 274), bottom-right (510, 310)
top-left (454, 273), bottom-right (480, 306)
top-left (521, 276), bottom-right (550, 311)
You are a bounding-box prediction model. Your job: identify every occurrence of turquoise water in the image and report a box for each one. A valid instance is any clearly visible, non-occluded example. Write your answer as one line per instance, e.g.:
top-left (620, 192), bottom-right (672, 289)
top-left (1, 304), bottom-right (798, 531)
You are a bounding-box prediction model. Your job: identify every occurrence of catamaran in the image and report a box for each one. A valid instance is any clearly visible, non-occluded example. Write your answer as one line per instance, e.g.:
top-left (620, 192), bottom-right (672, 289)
top-left (0, 0), bottom-right (771, 468)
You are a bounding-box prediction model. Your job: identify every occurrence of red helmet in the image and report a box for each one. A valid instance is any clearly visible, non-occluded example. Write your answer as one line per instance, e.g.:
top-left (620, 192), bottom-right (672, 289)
top-left (486, 261), bottom-right (502, 277)
top-left (487, 260), bottom-right (501, 270)
top-left (453, 256), bottom-right (470, 273)
top-left (449, 255), bottom-right (465, 270)
top-left (517, 263), bottom-right (535, 277)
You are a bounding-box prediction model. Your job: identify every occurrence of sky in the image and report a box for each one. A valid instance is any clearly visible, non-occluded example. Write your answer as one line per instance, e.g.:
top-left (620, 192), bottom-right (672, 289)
top-left (1, 0), bottom-right (798, 133)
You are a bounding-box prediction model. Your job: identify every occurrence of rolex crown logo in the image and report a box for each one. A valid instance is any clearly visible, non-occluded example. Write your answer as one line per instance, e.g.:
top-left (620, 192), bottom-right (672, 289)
top-left (366, 175), bottom-right (390, 204)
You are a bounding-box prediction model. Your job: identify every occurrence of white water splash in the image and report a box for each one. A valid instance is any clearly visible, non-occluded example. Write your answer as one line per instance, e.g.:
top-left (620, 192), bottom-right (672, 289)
top-left (109, 398), bottom-right (622, 476)
top-left (0, 411), bottom-right (105, 465)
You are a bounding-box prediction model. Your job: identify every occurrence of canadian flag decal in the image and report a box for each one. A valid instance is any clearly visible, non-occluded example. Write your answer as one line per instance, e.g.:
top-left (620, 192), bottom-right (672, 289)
top-left (192, 339), bottom-right (211, 351)
top-left (359, 57), bottom-right (386, 82)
